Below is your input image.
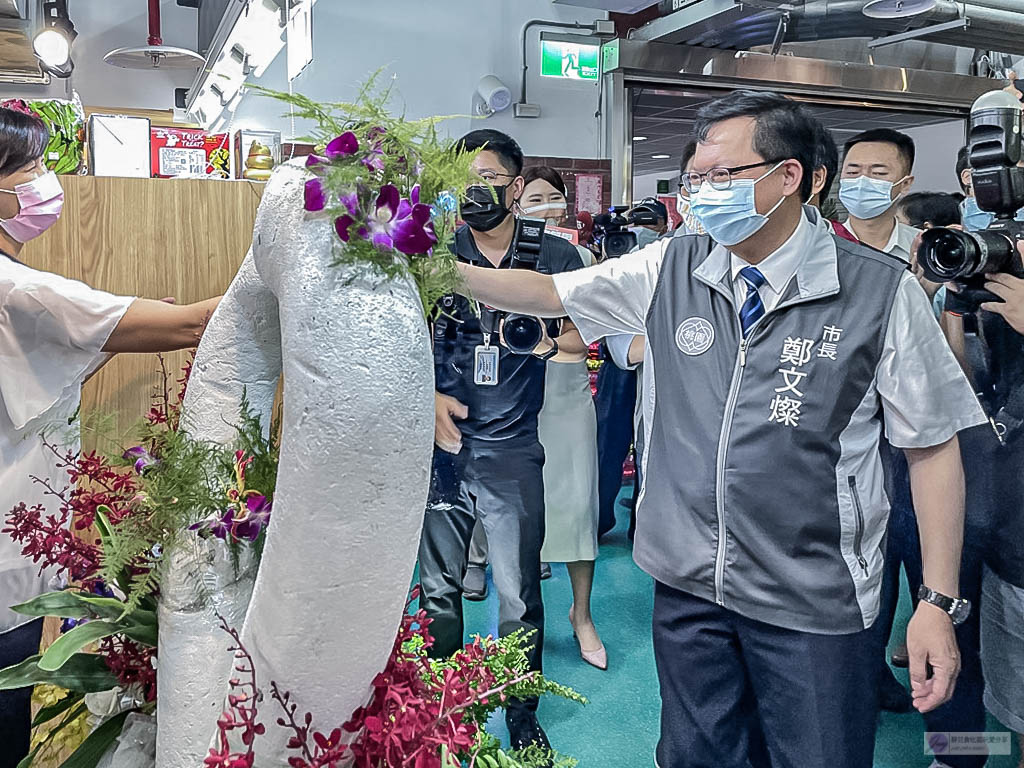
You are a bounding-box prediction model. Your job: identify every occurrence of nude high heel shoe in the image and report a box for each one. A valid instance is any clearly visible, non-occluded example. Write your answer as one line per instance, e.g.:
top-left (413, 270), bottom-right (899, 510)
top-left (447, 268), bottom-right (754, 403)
top-left (569, 605), bottom-right (608, 671)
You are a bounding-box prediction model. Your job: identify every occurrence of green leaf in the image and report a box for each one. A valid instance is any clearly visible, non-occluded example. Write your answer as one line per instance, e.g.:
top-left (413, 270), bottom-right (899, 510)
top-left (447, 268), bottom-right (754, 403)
top-left (60, 710), bottom-right (133, 768)
top-left (39, 621), bottom-right (123, 672)
top-left (0, 653), bottom-right (117, 692)
top-left (33, 690), bottom-right (85, 727)
top-left (120, 622), bottom-right (157, 648)
top-left (11, 591), bottom-right (129, 623)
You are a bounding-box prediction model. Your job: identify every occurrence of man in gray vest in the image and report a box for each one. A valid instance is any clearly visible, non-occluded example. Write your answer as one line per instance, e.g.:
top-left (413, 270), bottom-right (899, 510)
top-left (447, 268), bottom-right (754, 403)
top-left (454, 90), bottom-right (987, 768)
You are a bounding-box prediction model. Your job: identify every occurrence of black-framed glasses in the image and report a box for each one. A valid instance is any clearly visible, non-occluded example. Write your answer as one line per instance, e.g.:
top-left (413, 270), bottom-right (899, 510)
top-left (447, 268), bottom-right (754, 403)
top-left (476, 170), bottom-right (517, 184)
top-left (681, 160), bottom-right (783, 194)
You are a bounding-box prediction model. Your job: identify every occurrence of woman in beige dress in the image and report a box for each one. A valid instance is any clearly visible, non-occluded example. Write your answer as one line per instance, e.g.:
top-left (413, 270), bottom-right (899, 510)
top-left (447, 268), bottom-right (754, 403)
top-left (517, 166), bottom-right (605, 670)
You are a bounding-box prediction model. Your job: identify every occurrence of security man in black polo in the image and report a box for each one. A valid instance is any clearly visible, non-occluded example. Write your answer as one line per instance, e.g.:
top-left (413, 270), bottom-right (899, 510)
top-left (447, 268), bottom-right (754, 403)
top-left (418, 129), bottom-right (584, 754)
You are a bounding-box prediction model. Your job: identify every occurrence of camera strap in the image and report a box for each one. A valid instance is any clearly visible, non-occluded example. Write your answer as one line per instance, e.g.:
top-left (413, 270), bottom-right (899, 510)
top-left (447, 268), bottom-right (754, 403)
top-left (991, 379), bottom-right (1024, 446)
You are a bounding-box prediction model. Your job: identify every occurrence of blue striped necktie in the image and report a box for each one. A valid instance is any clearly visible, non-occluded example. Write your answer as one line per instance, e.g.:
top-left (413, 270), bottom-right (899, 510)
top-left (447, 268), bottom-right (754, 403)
top-left (739, 266), bottom-right (766, 337)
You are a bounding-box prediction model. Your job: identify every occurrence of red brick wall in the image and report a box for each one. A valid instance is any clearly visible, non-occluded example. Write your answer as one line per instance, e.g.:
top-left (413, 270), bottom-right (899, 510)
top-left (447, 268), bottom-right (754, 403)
top-left (522, 156), bottom-right (612, 225)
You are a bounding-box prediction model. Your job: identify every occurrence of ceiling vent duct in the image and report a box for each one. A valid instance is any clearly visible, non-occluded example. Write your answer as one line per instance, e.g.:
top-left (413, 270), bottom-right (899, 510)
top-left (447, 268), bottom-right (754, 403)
top-left (636, 0), bottom-right (1024, 57)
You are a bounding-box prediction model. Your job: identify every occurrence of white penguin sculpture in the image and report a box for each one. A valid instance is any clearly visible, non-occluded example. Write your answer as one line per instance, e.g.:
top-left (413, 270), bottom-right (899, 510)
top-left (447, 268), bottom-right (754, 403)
top-left (156, 159), bottom-right (435, 766)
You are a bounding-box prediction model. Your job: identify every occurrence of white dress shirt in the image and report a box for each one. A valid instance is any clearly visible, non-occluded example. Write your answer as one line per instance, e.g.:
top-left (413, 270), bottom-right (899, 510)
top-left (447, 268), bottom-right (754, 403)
top-left (845, 217), bottom-right (920, 263)
top-left (552, 209), bottom-right (985, 451)
top-left (729, 215), bottom-right (813, 313)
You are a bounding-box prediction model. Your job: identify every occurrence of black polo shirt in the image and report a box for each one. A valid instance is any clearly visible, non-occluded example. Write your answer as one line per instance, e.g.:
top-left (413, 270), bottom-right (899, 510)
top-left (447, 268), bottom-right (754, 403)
top-left (433, 224), bottom-right (584, 446)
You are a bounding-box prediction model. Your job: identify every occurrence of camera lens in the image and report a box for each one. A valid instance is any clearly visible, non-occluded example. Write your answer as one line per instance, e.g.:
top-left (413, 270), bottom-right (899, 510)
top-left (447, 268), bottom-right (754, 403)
top-left (503, 314), bottom-right (543, 355)
top-left (919, 228), bottom-right (978, 282)
top-left (919, 227), bottom-right (1015, 283)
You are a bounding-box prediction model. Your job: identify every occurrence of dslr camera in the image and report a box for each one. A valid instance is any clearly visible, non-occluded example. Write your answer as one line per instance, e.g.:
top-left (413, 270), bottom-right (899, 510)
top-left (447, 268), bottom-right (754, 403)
top-left (593, 198), bottom-right (667, 258)
top-left (919, 90), bottom-right (1024, 313)
top-left (480, 216), bottom-right (548, 355)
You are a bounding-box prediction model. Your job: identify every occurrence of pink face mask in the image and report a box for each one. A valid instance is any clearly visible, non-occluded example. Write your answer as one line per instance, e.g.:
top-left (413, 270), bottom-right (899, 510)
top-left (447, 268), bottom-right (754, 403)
top-left (0, 171), bottom-right (64, 242)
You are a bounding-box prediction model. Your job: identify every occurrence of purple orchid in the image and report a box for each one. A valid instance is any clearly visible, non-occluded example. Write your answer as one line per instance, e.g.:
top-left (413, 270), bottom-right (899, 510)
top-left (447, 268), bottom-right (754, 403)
top-left (361, 148), bottom-right (385, 173)
top-left (325, 132), bottom-right (359, 159)
top-left (188, 509), bottom-right (234, 541)
top-left (305, 153), bottom-right (327, 168)
top-left (123, 446), bottom-right (157, 475)
top-left (305, 178), bottom-right (326, 212)
top-left (232, 494), bottom-right (272, 542)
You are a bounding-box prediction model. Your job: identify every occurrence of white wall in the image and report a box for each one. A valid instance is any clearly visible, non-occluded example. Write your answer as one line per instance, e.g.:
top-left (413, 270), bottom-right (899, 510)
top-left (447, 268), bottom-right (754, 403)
top-left (227, 0), bottom-right (608, 159)
top-left (903, 120), bottom-right (967, 194)
top-left (0, 0), bottom-right (196, 110)
top-left (633, 170), bottom-right (679, 200)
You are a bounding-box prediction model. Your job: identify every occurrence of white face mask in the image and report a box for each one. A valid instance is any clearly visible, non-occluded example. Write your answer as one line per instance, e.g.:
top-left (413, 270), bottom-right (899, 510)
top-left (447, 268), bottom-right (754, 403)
top-left (839, 175), bottom-right (908, 221)
top-left (520, 201), bottom-right (567, 218)
top-left (690, 162), bottom-right (786, 247)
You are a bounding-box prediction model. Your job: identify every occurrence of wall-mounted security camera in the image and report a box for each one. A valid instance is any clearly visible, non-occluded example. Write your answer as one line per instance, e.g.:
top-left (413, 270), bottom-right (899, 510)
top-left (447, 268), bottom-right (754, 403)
top-left (473, 74), bottom-right (513, 118)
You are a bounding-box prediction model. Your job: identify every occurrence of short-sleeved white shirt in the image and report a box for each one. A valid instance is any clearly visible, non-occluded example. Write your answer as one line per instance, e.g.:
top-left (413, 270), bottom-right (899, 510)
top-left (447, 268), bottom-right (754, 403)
top-left (0, 257), bottom-right (133, 634)
top-left (553, 214), bottom-right (986, 452)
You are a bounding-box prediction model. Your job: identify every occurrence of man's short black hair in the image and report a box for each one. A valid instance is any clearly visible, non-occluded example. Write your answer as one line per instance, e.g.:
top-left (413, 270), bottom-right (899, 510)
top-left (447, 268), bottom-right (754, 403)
top-left (897, 192), bottom-right (962, 228)
top-left (813, 124), bottom-right (839, 204)
top-left (456, 129), bottom-right (524, 177)
top-left (680, 139), bottom-right (697, 175)
top-left (843, 128), bottom-right (916, 176)
top-left (693, 90), bottom-right (820, 203)
top-left (955, 145), bottom-right (970, 193)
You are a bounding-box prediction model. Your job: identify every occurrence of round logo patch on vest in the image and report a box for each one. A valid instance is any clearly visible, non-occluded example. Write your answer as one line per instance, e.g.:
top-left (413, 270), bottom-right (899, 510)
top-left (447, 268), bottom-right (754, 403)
top-left (675, 317), bottom-right (715, 356)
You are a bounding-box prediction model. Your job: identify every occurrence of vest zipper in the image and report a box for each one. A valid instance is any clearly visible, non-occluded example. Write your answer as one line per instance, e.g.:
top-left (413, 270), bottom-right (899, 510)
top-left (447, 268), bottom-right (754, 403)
top-left (714, 323), bottom-right (758, 606)
top-left (847, 476), bottom-right (869, 575)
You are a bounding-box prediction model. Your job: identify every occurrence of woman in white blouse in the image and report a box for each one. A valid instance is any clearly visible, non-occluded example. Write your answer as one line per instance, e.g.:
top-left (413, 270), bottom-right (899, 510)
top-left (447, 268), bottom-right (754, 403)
top-left (0, 108), bottom-right (220, 767)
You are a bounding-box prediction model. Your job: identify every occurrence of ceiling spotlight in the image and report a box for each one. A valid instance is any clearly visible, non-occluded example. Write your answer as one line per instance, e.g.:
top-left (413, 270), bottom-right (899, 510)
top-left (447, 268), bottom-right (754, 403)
top-left (34, 0), bottom-right (77, 78)
top-left (862, 0), bottom-right (937, 18)
top-left (651, 153), bottom-right (672, 159)
top-left (633, 136), bottom-right (648, 141)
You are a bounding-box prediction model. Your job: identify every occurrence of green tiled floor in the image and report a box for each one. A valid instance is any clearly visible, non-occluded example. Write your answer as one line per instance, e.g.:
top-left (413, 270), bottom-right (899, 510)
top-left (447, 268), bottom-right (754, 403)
top-left (456, 488), bottom-right (1021, 767)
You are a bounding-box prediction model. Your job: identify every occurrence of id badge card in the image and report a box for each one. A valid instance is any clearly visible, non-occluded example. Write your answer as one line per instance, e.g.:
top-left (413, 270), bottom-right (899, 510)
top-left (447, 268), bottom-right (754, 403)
top-left (474, 337), bottom-right (499, 386)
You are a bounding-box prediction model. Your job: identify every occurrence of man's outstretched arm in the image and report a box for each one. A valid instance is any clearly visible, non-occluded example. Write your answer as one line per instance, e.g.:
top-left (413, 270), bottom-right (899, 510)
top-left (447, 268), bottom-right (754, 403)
top-left (456, 262), bottom-right (566, 318)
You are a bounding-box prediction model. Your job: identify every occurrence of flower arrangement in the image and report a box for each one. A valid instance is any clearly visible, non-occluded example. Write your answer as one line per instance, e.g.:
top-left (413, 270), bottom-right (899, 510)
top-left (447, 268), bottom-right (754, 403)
top-left (258, 72), bottom-right (480, 317)
top-left (0, 356), bottom-right (279, 767)
top-left (206, 591), bottom-right (583, 768)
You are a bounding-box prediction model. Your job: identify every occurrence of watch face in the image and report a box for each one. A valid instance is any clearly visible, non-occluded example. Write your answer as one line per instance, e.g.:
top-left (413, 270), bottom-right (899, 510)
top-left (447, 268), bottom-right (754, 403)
top-left (951, 599), bottom-right (972, 625)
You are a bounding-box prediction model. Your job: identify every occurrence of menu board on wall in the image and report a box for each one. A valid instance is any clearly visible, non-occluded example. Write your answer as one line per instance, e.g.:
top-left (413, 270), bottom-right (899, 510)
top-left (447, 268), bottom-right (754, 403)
top-left (575, 173), bottom-right (602, 215)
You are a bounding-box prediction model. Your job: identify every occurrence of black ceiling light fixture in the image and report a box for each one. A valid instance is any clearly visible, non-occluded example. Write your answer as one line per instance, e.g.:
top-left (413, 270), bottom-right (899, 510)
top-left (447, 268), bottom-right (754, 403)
top-left (34, 0), bottom-right (78, 79)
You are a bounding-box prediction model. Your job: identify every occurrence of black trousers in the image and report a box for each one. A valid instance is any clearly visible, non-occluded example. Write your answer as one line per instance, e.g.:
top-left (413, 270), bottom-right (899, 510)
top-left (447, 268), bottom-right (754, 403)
top-left (594, 359), bottom-right (637, 539)
top-left (418, 442), bottom-right (545, 712)
top-left (653, 583), bottom-right (877, 768)
top-left (0, 618), bottom-right (44, 768)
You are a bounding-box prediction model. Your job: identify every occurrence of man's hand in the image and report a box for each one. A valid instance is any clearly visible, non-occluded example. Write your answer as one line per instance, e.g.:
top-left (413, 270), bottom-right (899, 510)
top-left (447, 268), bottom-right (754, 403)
top-left (1006, 71), bottom-right (1022, 102)
top-left (909, 231), bottom-right (945, 300)
top-left (435, 392), bottom-right (468, 454)
top-left (981, 263), bottom-right (1024, 335)
top-left (907, 601), bottom-right (961, 713)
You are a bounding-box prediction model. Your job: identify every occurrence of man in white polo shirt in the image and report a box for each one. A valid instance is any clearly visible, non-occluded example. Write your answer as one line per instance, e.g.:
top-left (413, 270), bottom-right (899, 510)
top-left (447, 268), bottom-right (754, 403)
top-left (839, 128), bottom-right (920, 262)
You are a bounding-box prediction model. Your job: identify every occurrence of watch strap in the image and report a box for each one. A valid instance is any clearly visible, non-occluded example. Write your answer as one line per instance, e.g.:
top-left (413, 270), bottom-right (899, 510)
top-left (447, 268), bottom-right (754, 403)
top-left (537, 339), bottom-right (559, 361)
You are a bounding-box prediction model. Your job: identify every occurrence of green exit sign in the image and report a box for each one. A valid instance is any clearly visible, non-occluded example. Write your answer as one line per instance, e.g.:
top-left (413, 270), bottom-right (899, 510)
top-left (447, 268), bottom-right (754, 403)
top-left (541, 39), bottom-right (600, 81)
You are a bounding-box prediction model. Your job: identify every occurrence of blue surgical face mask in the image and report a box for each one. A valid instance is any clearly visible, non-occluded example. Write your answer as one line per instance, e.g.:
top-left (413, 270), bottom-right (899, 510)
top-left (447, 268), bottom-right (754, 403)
top-left (961, 196), bottom-right (994, 232)
top-left (839, 175), bottom-right (907, 220)
top-left (690, 162), bottom-right (786, 247)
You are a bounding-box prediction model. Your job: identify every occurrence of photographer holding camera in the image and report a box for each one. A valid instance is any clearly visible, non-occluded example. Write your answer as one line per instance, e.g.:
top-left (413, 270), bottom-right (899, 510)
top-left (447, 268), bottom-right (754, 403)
top-left (420, 129), bottom-right (585, 754)
top-left (918, 85), bottom-right (1024, 762)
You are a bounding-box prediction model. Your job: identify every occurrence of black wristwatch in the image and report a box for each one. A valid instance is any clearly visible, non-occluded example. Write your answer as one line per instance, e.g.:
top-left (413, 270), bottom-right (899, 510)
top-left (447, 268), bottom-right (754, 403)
top-left (918, 585), bottom-right (972, 625)
top-left (536, 339), bottom-right (559, 361)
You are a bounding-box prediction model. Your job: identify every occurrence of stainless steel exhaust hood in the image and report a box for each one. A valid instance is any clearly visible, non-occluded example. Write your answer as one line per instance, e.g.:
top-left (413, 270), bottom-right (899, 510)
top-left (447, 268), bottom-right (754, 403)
top-left (603, 38), bottom-right (1000, 110)
top-left (633, 0), bottom-right (1024, 57)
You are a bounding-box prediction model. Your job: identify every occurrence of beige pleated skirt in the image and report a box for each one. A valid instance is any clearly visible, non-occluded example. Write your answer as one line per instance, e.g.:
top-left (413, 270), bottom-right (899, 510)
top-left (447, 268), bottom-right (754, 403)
top-left (538, 359), bottom-right (600, 563)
